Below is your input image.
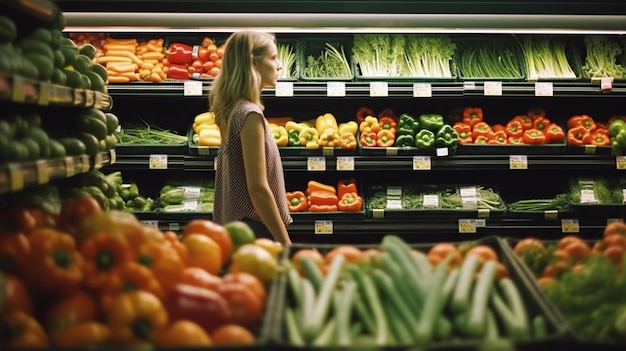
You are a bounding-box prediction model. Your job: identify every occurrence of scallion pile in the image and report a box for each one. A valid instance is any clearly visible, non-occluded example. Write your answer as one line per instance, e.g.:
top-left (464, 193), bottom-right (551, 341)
top-left (459, 44), bottom-right (522, 78)
top-left (115, 121), bottom-right (187, 145)
top-left (517, 36), bottom-right (577, 79)
top-left (277, 43), bottom-right (297, 79)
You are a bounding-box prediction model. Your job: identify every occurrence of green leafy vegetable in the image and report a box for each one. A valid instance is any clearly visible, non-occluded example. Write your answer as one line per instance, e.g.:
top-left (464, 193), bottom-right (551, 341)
top-left (569, 178), bottom-right (621, 204)
top-left (115, 120), bottom-right (187, 145)
top-left (581, 35), bottom-right (626, 79)
top-left (459, 43), bottom-right (522, 78)
top-left (302, 42), bottom-right (352, 78)
top-left (353, 34), bottom-right (406, 77)
top-left (516, 36), bottom-right (577, 79)
top-left (509, 193), bottom-right (570, 212)
top-left (277, 42), bottom-right (297, 79)
top-left (404, 34), bottom-right (456, 78)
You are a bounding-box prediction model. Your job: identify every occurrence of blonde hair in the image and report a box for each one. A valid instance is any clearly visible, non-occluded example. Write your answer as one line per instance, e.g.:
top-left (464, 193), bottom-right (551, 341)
top-left (209, 31), bottom-right (276, 133)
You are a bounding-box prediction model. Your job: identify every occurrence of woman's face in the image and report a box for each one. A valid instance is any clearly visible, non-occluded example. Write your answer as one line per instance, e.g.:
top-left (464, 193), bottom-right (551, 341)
top-left (255, 42), bottom-right (282, 88)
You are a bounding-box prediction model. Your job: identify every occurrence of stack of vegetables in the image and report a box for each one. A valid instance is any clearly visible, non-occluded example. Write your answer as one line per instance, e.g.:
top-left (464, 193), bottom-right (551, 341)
top-left (358, 111), bottom-right (397, 148)
top-left (280, 113), bottom-right (358, 150)
top-left (286, 179), bottom-right (363, 213)
top-left (165, 37), bottom-right (224, 80)
top-left (453, 107), bottom-right (565, 145)
top-left (115, 121), bottom-right (187, 146)
top-left (0, 202), bottom-right (282, 348)
top-left (277, 41), bottom-right (298, 80)
top-left (96, 37), bottom-right (167, 83)
top-left (280, 235), bottom-right (552, 347)
top-left (510, 223), bottom-right (626, 344)
top-left (457, 39), bottom-right (523, 79)
top-left (190, 111), bottom-right (221, 147)
top-left (394, 113), bottom-right (458, 149)
top-left (367, 184), bottom-right (506, 211)
top-left (609, 117), bottom-right (626, 149)
top-left (581, 35), bottom-right (626, 80)
top-left (568, 177), bottom-right (624, 205)
top-left (301, 40), bottom-right (352, 79)
top-left (158, 181), bottom-right (215, 213)
top-left (565, 114), bottom-right (614, 147)
top-left (517, 36), bottom-right (578, 80)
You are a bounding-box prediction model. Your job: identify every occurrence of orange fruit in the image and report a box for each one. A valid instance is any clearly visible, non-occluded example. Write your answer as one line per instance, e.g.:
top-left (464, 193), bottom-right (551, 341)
top-left (209, 324), bottom-right (255, 345)
top-left (156, 320), bottom-right (212, 347)
top-left (183, 219), bottom-right (233, 264)
top-left (254, 238), bottom-right (283, 258)
top-left (182, 234), bottom-right (222, 275)
top-left (229, 244), bottom-right (279, 285)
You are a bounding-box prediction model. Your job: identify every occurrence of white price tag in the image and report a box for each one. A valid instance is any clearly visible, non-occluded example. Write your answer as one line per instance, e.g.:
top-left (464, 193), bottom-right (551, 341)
top-left (544, 210), bottom-right (559, 220)
top-left (600, 77), bottom-right (613, 91)
top-left (385, 147), bottom-right (398, 156)
top-left (168, 222), bottom-right (180, 232)
top-left (322, 147), bottom-right (334, 157)
top-left (141, 220), bottom-right (159, 228)
top-left (80, 155), bottom-right (90, 173)
top-left (8, 164), bottom-right (24, 191)
top-left (307, 157), bottom-right (326, 171)
top-left (484, 81), bottom-right (502, 96)
top-left (422, 194), bottom-right (439, 208)
top-left (607, 218), bottom-right (624, 224)
top-left (369, 82), bottom-right (388, 97)
top-left (413, 83), bottom-right (432, 97)
top-left (463, 81), bottom-right (476, 90)
top-left (183, 80), bottom-right (203, 96)
top-left (183, 186), bottom-right (202, 199)
top-left (182, 201), bottom-right (199, 211)
top-left (35, 160), bottom-right (49, 185)
top-left (535, 82), bottom-right (553, 97)
top-left (509, 155), bottom-right (528, 169)
top-left (623, 189), bottom-right (626, 204)
top-left (461, 197), bottom-right (478, 209)
top-left (616, 156), bottom-right (626, 170)
top-left (436, 147), bottom-right (449, 157)
top-left (386, 199), bottom-right (402, 209)
top-left (149, 154), bottom-right (168, 169)
top-left (412, 156), bottom-right (431, 170)
top-left (460, 186), bottom-right (477, 198)
top-left (458, 219), bottom-right (477, 233)
top-left (94, 153), bottom-right (103, 169)
top-left (372, 208), bottom-right (385, 219)
top-left (477, 209), bottom-right (491, 219)
top-left (580, 189), bottom-right (597, 203)
top-left (475, 219), bottom-right (487, 228)
top-left (275, 82), bottom-right (294, 97)
top-left (561, 219), bottom-right (580, 233)
top-left (314, 220), bottom-right (333, 234)
top-left (327, 81), bottom-right (345, 97)
top-left (64, 157), bottom-right (75, 178)
top-left (336, 156), bottom-right (354, 171)
top-left (109, 149), bottom-right (117, 165)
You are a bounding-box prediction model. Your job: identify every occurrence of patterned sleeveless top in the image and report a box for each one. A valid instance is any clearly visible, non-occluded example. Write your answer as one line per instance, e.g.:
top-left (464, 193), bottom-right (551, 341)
top-left (213, 100), bottom-right (293, 227)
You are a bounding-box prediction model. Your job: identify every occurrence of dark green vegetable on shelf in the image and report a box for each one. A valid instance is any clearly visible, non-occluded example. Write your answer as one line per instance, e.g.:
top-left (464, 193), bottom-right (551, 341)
top-left (302, 42), bottom-right (352, 78)
top-left (569, 178), bottom-right (619, 204)
top-left (581, 35), bottom-right (626, 79)
top-left (459, 44), bottom-right (522, 78)
top-left (404, 34), bottom-right (456, 78)
top-left (115, 120), bottom-right (187, 145)
top-left (418, 114), bottom-right (445, 133)
top-left (509, 194), bottom-right (570, 212)
top-left (397, 113), bottom-right (420, 136)
top-left (435, 125), bottom-right (458, 147)
top-left (415, 129), bottom-right (435, 149)
top-left (394, 134), bottom-right (414, 147)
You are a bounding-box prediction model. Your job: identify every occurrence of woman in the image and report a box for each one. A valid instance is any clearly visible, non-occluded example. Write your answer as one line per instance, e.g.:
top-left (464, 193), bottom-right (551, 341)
top-left (210, 31), bottom-right (292, 246)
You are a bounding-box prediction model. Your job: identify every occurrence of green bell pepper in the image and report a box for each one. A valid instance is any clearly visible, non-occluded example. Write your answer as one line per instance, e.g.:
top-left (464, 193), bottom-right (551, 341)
top-left (395, 134), bottom-right (414, 147)
top-left (419, 113), bottom-right (445, 132)
top-left (398, 113), bottom-right (420, 136)
top-left (612, 129), bottom-right (626, 149)
top-left (415, 129), bottom-right (435, 149)
top-left (287, 129), bottom-right (300, 146)
top-left (435, 124), bottom-right (458, 147)
top-left (609, 119), bottom-right (626, 138)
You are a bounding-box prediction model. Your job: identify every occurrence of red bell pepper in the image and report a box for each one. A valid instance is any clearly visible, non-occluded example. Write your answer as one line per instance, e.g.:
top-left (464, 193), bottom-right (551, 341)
top-left (510, 115), bottom-right (533, 130)
top-left (567, 114), bottom-right (597, 132)
top-left (308, 190), bottom-right (338, 207)
top-left (584, 131), bottom-right (610, 146)
top-left (508, 136), bottom-right (524, 144)
top-left (544, 123), bottom-right (565, 143)
top-left (471, 122), bottom-right (492, 140)
top-left (505, 120), bottom-right (524, 138)
top-left (532, 117), bottom-right (551, 133)
top-left (337, 179), bottom-right (358, 200)
top-left (338, 192), bottom-right (363, 212)
top-left (567, 125), bottom-right (588, 146)
top-left (474, 135), bottom-right (490, 144)
top-left (286, 191), bottom-right (307, 212)
top-left (462, 107), bottom-right (483, 127)
top-left (489, 130), bottom-right (508, 144)
top-left (167, 43), bottom-right (198, 65)
top-left (355, 106), bottom-right (375, 124)
top-left (308, 204), bottom-right (338, 212)
top-left (166, 64), bottom-right (191, 80)
top-left (523, 128), bottom-right (547, 144)
top-left (453, 122), bottom-right (473, 144)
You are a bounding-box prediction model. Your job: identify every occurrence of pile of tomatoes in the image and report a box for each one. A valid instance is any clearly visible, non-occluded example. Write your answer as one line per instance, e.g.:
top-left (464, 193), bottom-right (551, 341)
top-left (0, 197), bottom-right (281, 348)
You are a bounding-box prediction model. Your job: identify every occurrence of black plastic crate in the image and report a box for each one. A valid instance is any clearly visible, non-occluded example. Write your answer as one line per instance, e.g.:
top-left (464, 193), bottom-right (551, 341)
top-left (455, 35), bottom-right (526, 82)
top-left (456, 142), bottom-right (567, 155)
top-left (268, 236), bottom-right (568, 350)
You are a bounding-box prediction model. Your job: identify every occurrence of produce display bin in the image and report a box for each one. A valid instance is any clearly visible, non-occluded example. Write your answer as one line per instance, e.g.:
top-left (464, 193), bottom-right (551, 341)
top-left (114, 143), bottom-right (188, 155)
top-left (518, 36), bottom-right (584, 82)
top-left (564, 144), bottom-right (617, 156)
top-left (357, 132), bottom-right (458, 157)
top-left (455, 142), bottom-right (567, 155)
top-left (454, 36), bottom-right (527, 81)
top-left (299, 36), bottom-right (355, 81)
top-left (276, 37), bottom-right (301, 81)
top-left (279, 145), bottom-right (357, 157)
top-left (269, 236), bottom-right (568, 350)
top-left (187, 125), bottom-right (220, 156)
top-left (501, 237), bottom-right (626, 350)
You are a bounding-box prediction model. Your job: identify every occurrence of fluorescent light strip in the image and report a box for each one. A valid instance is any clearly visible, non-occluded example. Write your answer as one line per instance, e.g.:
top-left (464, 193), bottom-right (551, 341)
top-left (63, 12), bottom-right (626, 34)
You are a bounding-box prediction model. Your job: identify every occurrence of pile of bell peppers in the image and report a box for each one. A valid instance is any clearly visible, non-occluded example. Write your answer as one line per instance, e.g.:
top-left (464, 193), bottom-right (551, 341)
top-left (166, 36), bottom-right (224, 80)
top-left (609, 117), bottom-right (626, 149)
top-left (393, 113), bottom-right (458, 149)
top-left (566, 114), bottom-right (621, 147)
top-left (453, 107), bottom-right (565, 145)
top-left (285, 179), bottom-right (363, 212)
top-left (281, 114), bottom-right (358, 150)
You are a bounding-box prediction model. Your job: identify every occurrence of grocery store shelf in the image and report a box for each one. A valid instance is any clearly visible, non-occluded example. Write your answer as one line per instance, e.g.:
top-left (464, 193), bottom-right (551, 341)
top-left (0, 74), bottom-right (113, 110)
top-left (0, 150), bottom-right (116, 195)
top-left (0, 0), bottom-right (58, 21)
top-left (103, 81), bottom-right (626, 99)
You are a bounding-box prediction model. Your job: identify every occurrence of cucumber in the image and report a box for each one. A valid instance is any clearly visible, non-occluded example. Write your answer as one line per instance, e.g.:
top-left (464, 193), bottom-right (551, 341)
top-left (27, 127), bottom-right (50, 158)
top-left (76, 115), bottom-right (108, 140)
top-left (48, 139), bottom-right (66, 158)
top-left (86, 70), bottom-right (106, 93)
top-left (79, 44), bottom-right (97, 60)
top-left (53, 50), bottom-right (65, 68)
top-left (0, 16), bottom-right (17, 43)
top-left (20, 137), bottom-right (40, 160)
top-left (26, 28), bottom-right (52, 45)
top-left (89, 63), bottom-right (108, 82)
top-left (58, 137), bottom-right (86, 156)
top-left (51, 68), bottom-right (67, 86)
top-left (72, 54), bottom-right (91, 74)
top-left (24, 52), bottom-right (54, 80)
top-left (19, 39), bottom-right (54, 60)
top-left (63, 69), bottom-right (83, 88)
top-left (466, 260), bottom-right (498, 338)
top-left (74, 132), bottom-right (100, 156)
top-left (451, 254), bottom-right (480, 314)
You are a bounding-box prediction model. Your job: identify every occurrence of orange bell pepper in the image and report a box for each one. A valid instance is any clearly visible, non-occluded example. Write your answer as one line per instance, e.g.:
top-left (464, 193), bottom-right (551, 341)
top-left (488, 131), bottom-right (508, 144)
top-left (0, 311), bottom-right (48, 348)
top-left (532, 116), bottom-right (551, 133)
top-left (306, 180), bottom-right (336, 195)
top-left (286, 191), bottom-right (308, 212)
top-left (584, 130), bottom-right (610, 146)
top-left (453, 122), bottom-right (473, 144)
top-left (376, 129), bottom-right (395, 147)
top-left (308, 204), bottom-right (338, 212)
top-left (100, 262), bottom-right (165, 311)
top-left (523, 128), bottom-right (547, 144)
top-left (510, 114), bottom-right (533, 130)
top-left (378, 116), bottom-right (397, 134)
top-left (80, 232), bottom-right (133, 293)
top-left (567, 114), bottom-right (596, 132)
top-left (337, 178), bottom-right (358, 200)
top-left (504, 120), bottom-right (524, 138)
top-left (567, 125), bottom-right (589, 146)
top-left (472, 122), bottom-right (492, 140)
top-left (462, 107), bottom-right (483, 127)
top-left (359, 131), bottom-right (377, 147)
top-left (338, 192), bottom-right (363, 212)
top-left (339, 132), bottom-right (357, 150)
top-left (359, 116), bottom-right (380, 133)
top-left (308, 190), bottom-right (338, 207)
top-left (107, 291), bottom-right (168, 346)
top-left (136, 239), bottom-right (185, 295)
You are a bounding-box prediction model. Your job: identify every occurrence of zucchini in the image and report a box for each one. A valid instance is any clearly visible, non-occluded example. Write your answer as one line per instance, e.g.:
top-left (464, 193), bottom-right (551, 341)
top-left (451, 254), bottom-right (481, 314)
top-left (350, 265), bottom-right (389, 345)
top-left (285, 306), bottom-right (305, 346)
top-left (466, 260), bottom-right (498, 338)
top-left (415, 256), bottom-right (450, 344)
top-left (498, 277), bottom-right (530, 338)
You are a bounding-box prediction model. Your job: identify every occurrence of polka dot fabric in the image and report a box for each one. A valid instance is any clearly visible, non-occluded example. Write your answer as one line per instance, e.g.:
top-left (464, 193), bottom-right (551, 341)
top-left (213, 100), bottom-right (293, 228)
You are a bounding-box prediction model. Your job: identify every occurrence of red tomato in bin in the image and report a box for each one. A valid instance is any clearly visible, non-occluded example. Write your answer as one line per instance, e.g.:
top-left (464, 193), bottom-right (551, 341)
top-left (202, 60), bottom-right (214, 72)
top-left (209, 52), bottom-right (219, 62)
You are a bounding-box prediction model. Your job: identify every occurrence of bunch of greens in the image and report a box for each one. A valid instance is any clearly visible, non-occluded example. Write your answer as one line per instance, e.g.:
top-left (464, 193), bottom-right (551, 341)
top-left (277, 43), bottom-right (297, 79)
top-left (302, 42), bottom-right (352, 78)
top-left (366, 185), bottom-right (506, 210)
top-left (459, 43), bottom-right (522, 78)
top-left (517, 36), bottom-right (577, 79)
top-left (115, 120), bottom-right (187, 145)
top-left (404, 34), bottom-right (456, 78)
top-left (509, 193), bottom-right (571, 212)
top-left (581, 35), bottom-right (626, 79)
top-left (352, 34), bottom-right (406, 77)
top-left (569, 177), bottom-right (623, 204)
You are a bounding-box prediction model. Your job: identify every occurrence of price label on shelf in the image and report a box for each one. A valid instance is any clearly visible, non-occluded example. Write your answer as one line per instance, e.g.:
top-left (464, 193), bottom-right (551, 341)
top-left (435, 147), bottom-right (449, 157)
top-left (422, 194), bottom-right (439, 208)
top-left (463, 81), bottom-right (476, 90)
top-left (314, 220), bottom-right (333, 234)
top-left (183, 81), bottom-right (203, 96)
top-left (80, 155), bottom-right (90, 173)
top-left (460, 186), bottom-right (477, 198)
top-left (336, 156), bottom-right (354, 171)
top-left (386, 199), bottom-right (402, 209)
top-left (109, 149), bottom-right (117, 165)
top-left (94, 153), bottom-right (103, 169)
top-left (484, 81), bottom-right (502, 96)
top-left (544, 210), bottom-right (559, 220)
top-left (475, 218), bottom-right (487, 227)
top-left (64, 157), bottom-right (75, 178)
top-left (369, 82), bottom-right (388, 97)
top-left (616, 156), bottom-right (626, 170)
top-left (583, 145), bottom-right (597, 155)
top-left (168, 223), bottom-right (180, 232)
top-left (8, 164), bottom-right (24, 192)
top-left (307, 157), bottom-right (326, 171)
top-left (477, 208), bottom-right (490, 219)
top-left (509, 155), bottom-right (528, 169)
top-left (141, 220), bottom-right (159, 228)
top-left (182, 201), bottom-right (199, 211)
top-left (38, 81), bottom-right (50, 105)
top-left (11, 75), bottom-right (25, 103)
top-left (413, 83), bottom-right (432, 97)
top-left (600, 77), bottom-right (613, 91)
top-left (561, 219), bottom-right (580, 233)
top-left (607, 218), bottom-right (624, 224)
top-left (327, 81), bottom-right (345, 97)
top-left (412, 156), bottom-right (431, 170)
top-left (385, 147), bottom-right (398, 156)
top-left (275, 82), bottom-right (294, 97)
top-left (149, 154), bottom-right (168, 169)
top-left (322, 147), bottom-right (334, 157)
top-left (84, 90), bottom-right (95, 107)
top-left (35, 160), bottom-right (49, 185)
top-left (372, 209), bottom-right (385, 219)
top-left (458, 219), bottom-right (477, 233)
top-left (535, 82), bottom-right (553, 97)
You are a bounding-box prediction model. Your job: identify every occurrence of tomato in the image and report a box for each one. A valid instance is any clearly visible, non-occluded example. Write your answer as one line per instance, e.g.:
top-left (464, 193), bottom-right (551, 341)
top-left (222, 272), bottom-right (266, 302)
top-left (324, 245), bottom-right (363, 265)
top-left (179, 267), bottom-right (223, 292)
top-left (183, 219), bottom-right (233, 264)
top-left (562, 240), bottom-right (591, 262)
top-left (604, 234), bottom-right (626, 249)
top-left (542, 261), bottom-right (568, 278)
top-left (0, 232), bottom-right (30, 275)
top-left (156, 320), bottom-right (212, 347)
top-left (427, 243), bottom-right (462, 267)
top-left (465, 245), bottom-right (498, 263)
top-left (1, 273), bottom-right (34, 316)
top-left (218, 281), bottom-right (264, 328)
top-left (182, 234), bottom-right (222, 275)
top-left (210, 324), bottom-right (255, 345)
top-left (58, 197), bottom-right (102, 236)
top-left (45, 291), bottom-right (98, 333)
top-left (557, 235), bottom-right (584, 250)
top-left (604, 221), bottom-right (626, 238)
top-left (552, 249), bottom-right (569, 263)
top-left (208, 67), bottom-right (220, 77)
top-left (191, 59), bottom-right (204, 73)
top-left (513, 238), bottom-right (545, 256)
top-left (202, 60), bottom-right (215, 72)
top-left (165, 284), bottom-right (231, 333)
top-left (229, 244), bottom-right (279, 285)
top-left (604, 245), bottom-right (624, 265)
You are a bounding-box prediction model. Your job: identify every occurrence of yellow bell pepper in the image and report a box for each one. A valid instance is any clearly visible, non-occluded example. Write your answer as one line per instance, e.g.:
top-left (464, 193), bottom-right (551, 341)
top-left (318, 130), bottom-right (341, 147)
top-left (315, 113), bottom-right (338, 135)
top-left (298, 127), bottom-right (319, 149)
top-left (194, 111), bottom-right (216, 125)
top-left (270, 125), bottom-right (289, 147)
top-left (285, 120), bottom-right (305, 134)
top-left (338, 121), bottom-right (358, 136)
